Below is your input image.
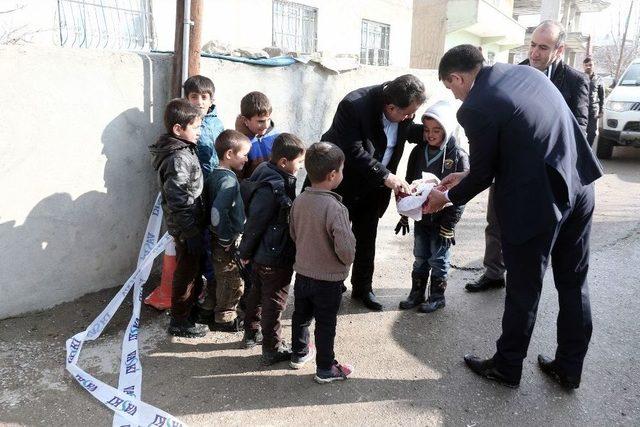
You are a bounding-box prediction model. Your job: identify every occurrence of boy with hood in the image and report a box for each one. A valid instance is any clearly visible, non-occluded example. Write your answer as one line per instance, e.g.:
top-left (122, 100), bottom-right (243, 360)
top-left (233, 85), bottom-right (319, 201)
top-left (396, 100), bottom-right (469, 313)
top-left (149, 99), bottom-right (209, 338)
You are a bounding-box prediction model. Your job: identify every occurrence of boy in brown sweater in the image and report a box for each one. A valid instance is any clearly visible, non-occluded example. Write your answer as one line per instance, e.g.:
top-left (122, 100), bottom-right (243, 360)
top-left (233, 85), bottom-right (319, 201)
top-left (289, 142), bottom-right (356, 383)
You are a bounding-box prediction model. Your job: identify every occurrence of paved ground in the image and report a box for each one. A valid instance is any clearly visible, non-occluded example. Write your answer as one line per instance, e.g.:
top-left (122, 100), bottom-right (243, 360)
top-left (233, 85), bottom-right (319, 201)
top-left (1, 147), bottom-right (639, 426)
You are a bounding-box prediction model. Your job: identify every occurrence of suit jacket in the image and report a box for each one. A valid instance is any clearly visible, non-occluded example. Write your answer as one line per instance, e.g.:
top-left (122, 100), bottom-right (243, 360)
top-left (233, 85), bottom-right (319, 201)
top-left (520, 59), bottom-right (589, 133)
top-left (321, 84), bottom-right (421, 216)
top-left (448, 64), bottom-right (603, 244)
top-left (587, 73), bottom-right (605, 118)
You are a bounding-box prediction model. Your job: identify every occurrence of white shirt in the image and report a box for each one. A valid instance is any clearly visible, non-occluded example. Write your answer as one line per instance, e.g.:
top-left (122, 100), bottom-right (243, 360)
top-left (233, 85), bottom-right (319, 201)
top-left (381, 113), bottom-right (398, 166)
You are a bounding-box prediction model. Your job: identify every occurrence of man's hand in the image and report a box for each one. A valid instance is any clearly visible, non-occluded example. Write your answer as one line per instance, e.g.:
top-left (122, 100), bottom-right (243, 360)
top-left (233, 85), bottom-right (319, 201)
top-left (439, 171), bottom-right (468, 190)
top-left (423, 188), bottom-right (450, 214)
top-left (384, 173), bottom-right (411, 194)
top-left (394, 215), bottom-right (410, 235)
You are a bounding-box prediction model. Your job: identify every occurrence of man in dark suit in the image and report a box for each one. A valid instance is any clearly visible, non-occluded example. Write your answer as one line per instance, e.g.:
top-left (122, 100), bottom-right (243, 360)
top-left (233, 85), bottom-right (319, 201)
top-left (321, 75), bottom-right (426, 311)
top-left (467, 20), bottom-right (591, 293)
top-left (426, 45), bottom-right (603, 389)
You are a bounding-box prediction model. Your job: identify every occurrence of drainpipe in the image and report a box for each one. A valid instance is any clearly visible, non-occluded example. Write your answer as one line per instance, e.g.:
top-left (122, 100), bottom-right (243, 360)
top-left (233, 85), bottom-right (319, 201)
top-left (181, 0), bottom-right (192, 96)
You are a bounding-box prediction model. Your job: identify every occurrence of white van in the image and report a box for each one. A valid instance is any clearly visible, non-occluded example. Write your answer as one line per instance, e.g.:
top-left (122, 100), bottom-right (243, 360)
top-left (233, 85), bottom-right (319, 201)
top-left (597, 58), bottom-right (640, 159)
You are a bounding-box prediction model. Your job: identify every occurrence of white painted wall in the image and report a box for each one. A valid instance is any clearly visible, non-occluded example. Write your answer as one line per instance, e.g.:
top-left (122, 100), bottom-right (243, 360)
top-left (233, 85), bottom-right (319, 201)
top-left (0, 45), bottom-right (446, 319)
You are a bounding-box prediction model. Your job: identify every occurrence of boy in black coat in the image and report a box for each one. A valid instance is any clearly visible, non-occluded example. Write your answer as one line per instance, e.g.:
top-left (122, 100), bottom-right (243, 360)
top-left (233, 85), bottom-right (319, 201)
top-left (396, 100), bottom-right (469, 313)
top-left (238, 133), bottom-right (306, 365)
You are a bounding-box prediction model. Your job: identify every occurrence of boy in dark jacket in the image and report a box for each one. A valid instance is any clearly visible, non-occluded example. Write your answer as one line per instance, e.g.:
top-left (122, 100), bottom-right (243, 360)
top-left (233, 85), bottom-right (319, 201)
top-left (204, 130), bottom-right (252, 331)
top-left (149, 99), bottom-right (208, 338)
top-left (397, 100), bottom-right (470, 313)
top-left (239, 133), bottom-right (306, 365)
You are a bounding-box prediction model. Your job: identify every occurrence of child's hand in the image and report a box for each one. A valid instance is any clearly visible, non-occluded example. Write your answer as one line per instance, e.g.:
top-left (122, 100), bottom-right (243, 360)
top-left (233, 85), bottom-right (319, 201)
top-left (240, 258), bottom-right (250, 266)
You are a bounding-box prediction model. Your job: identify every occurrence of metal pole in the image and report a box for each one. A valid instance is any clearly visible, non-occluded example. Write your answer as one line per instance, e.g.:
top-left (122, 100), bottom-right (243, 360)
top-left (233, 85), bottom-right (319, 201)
top-left (615, 0), bottom-right (634, 81)
top-left (181, 0), bottom-right (191, 97)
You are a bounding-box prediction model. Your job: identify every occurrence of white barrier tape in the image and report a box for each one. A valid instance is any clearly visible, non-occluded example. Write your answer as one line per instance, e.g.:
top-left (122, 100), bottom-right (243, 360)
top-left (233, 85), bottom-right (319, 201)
top-left (65, 194), bottom-right (188, 427)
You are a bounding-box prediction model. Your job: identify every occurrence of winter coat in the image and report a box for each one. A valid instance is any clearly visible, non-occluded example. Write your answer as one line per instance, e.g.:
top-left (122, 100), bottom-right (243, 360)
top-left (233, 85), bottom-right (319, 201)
top-left (149, 134), bottom-right (204, 240)
top-left (587, 73), bottom-right (604, 118)
top-left (196, 105), bottom-right (225, 179)
top-left (238, 162), bottom-right (297, 268)
top-left (204, 168), bottom-right (245, 245)
top-left (519, 59), bottom-right (589, 134)
top-left (234, 114), bottom-right (281, 179)
top-left (406, 100), bottom-right (470, 230)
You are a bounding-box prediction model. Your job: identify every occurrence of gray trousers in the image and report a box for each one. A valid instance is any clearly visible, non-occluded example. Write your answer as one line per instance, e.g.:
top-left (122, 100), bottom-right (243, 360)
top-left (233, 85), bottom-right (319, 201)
top-left (483, 184), bottom-right (506, 280)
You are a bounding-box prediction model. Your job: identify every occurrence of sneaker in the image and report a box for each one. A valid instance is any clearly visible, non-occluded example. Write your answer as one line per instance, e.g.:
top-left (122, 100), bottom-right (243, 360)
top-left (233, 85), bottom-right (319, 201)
top-left (168, 319), bottom-right (208, 338)
top-left (243, 329), bottom-right (264, 348)
top-left (213, 317), bottom-right (243, 332)
top-left (262, 342), bottom-right (293, 366)
top-left (290, 345), bottom-right (316, 369)
top-left (314, 361), bottom-right (354, 384)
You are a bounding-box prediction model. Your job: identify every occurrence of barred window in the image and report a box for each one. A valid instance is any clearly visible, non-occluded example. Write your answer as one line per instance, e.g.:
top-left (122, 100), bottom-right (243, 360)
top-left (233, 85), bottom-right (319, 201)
top-left (361, 19), bottom-right (390, 66)
top-left (55, 0), bottom-right (154, 50)
top-left (272, 0), bottom-right (317, 54)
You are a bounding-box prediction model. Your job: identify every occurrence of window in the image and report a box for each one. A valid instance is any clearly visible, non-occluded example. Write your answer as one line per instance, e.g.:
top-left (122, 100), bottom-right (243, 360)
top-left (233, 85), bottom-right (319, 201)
top-left (272, 0), bottom-right (318, 54)
top-left (55, 0), bottom-right (154, 50)
top-left (361, 19), bottom-right (390, 66)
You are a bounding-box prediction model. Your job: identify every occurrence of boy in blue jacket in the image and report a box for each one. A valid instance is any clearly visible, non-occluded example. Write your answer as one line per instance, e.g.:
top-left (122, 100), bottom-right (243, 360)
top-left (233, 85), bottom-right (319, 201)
top-left (397, 100), bottom-right (469, 313)
top-left (203, 130), bottom-right (251, 331)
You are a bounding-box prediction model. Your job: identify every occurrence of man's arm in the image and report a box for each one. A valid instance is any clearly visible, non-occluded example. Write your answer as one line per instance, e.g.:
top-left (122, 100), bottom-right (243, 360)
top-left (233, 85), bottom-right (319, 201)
top-left (571, 73), bottom-right (590, 134)
top-left (597, 79), bottom-right (605, 117)
top-left (447, 106), bottom-right (499, 205)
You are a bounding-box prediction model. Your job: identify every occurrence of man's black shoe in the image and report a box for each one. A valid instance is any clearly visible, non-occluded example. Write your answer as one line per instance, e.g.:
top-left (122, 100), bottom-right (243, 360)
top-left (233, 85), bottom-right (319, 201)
top-left (537, 355), bottom-right (580, 390)
top-left (354, 291), bottom-right (383, 311)
top-left (463, 354), bottom-right (520, 388)
top-left (465, 275), bottom-right (505, 292)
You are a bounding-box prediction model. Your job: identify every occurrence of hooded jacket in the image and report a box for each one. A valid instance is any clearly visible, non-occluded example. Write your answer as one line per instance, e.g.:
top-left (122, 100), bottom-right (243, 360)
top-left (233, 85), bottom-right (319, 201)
top-left (149, 134), bottom-right (204, 240)
top-left (238, 162), bottom-right (297, 267)
top-left (235, 114), bottom-right (281, 179)
top-left (406, 101), bottom-right (470, 230)
top-left (196, 105), bottom-right (225, 179)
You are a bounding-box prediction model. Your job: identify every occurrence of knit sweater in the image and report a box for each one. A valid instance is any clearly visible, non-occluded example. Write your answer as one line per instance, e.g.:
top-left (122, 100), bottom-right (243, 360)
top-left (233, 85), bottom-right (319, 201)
top-left (289, 188), bottom-right (356, 281)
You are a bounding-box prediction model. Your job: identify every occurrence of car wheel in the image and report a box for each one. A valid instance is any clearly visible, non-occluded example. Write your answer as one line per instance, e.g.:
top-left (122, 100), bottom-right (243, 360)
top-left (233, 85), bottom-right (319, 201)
top-left (596, 135), bottom-right (614, 159)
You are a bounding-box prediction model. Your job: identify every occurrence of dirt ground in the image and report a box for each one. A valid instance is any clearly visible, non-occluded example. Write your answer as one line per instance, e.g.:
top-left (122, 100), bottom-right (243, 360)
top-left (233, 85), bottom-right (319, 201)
top-left (1, 147), bottom-right (639, 426)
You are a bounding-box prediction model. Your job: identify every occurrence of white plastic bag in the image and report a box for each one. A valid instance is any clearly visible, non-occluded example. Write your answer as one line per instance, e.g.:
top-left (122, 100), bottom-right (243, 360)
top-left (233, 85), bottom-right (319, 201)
top-left (396, 173), bottom-right (441, 221)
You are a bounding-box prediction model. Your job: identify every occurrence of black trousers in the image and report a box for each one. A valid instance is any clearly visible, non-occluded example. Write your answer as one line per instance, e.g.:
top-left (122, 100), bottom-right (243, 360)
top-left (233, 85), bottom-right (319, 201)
top-left (345, 195), bottom-right (382, 296)
top-left (587, 115), bottom-right (598, 146)
top-left (291, 274), bottom-right (343, 371)
top-left (493, 183), bottom-right (595, 380)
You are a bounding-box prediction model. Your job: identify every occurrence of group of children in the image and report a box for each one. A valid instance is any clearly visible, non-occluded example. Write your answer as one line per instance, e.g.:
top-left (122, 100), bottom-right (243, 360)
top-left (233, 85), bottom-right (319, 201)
top-left (149, 74), bottom-right (468, 384)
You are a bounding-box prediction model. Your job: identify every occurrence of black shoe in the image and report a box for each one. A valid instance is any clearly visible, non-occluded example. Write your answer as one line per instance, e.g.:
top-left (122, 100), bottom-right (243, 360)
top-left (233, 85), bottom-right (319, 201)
top-left (213, 317), bottom-right (243, 332)
top-left (465, 275), bottom-right (505, 292)
top-left (262, 342), bottom-right (293, 365)
top-left (354, 291), bottom-right (383, 311)
top-left (168, 319), bottom-right (208, 338)
top-left (399, 277), bottom-right (427, 310)
top-left (463, 354), bottom-right (520, 388)
top-left (193, 307), bottom-right (215, 324)
top-left (418, 297), bottom-right (445, 313)
top-left (537, 355), bottom-right (580, 390)
top-left (243, 329), bottom-right (264, 348)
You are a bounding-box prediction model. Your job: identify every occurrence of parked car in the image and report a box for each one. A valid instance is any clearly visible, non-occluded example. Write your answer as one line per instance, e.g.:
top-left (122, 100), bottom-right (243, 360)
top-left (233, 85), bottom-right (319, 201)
top-left (597, 58), bottom-right (640, 159)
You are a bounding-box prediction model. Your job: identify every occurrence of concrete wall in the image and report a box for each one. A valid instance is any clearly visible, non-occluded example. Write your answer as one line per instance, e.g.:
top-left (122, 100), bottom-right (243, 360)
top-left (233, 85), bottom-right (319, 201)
top-left (410, 0), bottom-right (448, 69)
top-left (153, 0), bottom-right (414, 67)
top-left (0, 45), bottom-right (448, 319)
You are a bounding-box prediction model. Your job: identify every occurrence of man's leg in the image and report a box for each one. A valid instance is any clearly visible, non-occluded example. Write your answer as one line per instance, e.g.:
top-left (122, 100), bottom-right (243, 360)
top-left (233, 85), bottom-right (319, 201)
top-left (549, 184), bottom-right (595, 380)
top-left (586, 116), bottom-right (597, 147)
top-left (348, 199), bottom-right (379, 297)
top-left (493, 229), bottom-right (555, 380)
top-left (466, 185), bottom-right (506, 292)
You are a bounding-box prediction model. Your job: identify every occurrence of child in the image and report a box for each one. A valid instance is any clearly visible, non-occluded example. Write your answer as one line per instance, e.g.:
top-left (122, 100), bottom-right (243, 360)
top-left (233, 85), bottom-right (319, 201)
top-left (184, 75), bottom-right (224, 317)
top-left (149, 99), bottom-right (208, 338)
top-left (234, 91), bottom-right (281, 178)
top-left (238, 133), bottom-right (306, 365)
top-left (397, 100), bottom-right (469, 313)
top-left (204, 130), bottom-right (252, 331)
top-left (184, 75), bottom-right (225, 178)
top-left (289, 142), bottom-right (356, 383)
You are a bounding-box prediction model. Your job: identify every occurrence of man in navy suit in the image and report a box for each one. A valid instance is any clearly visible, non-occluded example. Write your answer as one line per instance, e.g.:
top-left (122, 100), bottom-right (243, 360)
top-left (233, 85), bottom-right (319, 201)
top-left (321, 75), bottom-right (425, 311)
top-left (426, 45), bottom-right (603, 389)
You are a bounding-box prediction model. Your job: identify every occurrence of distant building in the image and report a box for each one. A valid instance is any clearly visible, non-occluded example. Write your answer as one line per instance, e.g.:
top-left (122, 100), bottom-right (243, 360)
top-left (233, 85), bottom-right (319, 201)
top-left (410, 0), bottom-right (526, 69)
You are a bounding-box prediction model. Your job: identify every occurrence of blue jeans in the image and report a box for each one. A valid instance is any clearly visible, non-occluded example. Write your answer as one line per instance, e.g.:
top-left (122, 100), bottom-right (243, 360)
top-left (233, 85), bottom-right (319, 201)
top-left (412, 222), bottom-right (451, 280)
